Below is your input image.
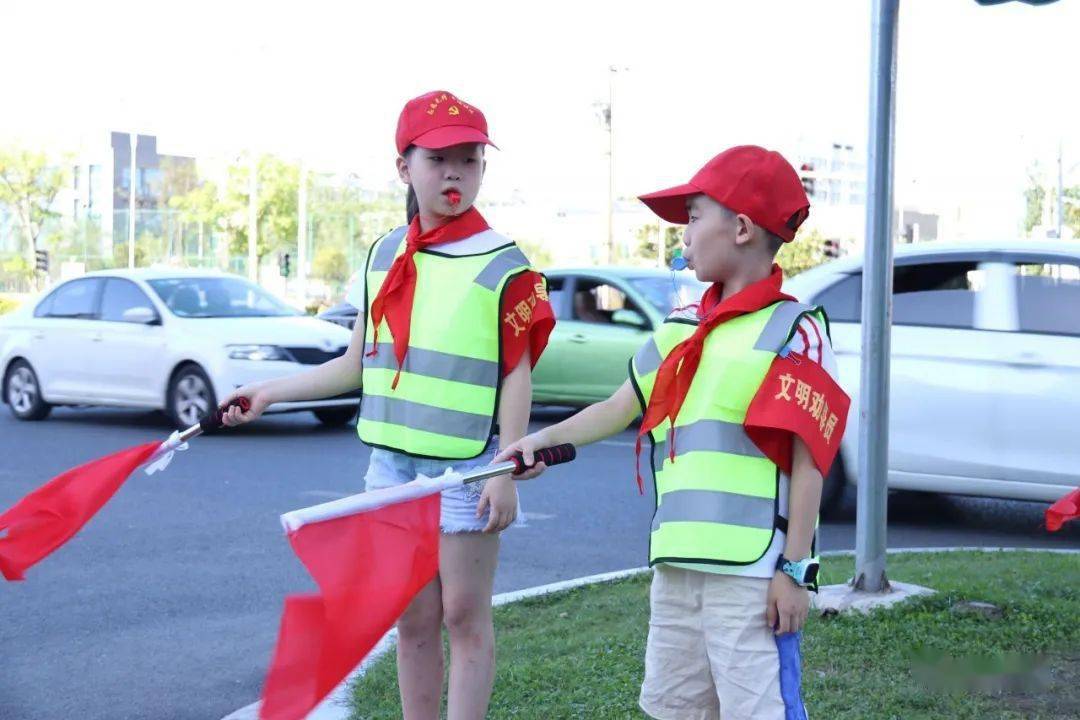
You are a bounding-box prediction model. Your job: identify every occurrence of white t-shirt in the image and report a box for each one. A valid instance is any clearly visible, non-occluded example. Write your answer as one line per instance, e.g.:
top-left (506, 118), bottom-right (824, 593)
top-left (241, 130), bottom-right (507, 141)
top-left (345, 276), bottom-right (365, 314)
top-left (667, 314), bottom-right (839, 579)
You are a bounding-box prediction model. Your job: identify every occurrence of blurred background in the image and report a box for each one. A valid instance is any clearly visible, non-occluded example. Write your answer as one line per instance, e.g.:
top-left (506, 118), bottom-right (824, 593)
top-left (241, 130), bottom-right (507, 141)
top-left (1, 3), bottom-right (1077, 719)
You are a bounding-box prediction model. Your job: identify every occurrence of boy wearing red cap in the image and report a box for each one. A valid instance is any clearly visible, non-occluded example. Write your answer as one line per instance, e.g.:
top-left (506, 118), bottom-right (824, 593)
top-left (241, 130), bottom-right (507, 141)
top-left (498, 146), bottom-right (850, 719)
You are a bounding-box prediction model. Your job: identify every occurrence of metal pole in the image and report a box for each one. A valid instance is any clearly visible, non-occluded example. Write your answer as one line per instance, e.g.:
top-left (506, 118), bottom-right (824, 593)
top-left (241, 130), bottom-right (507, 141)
top-left (1057, 141), bottom-right (1064, 240)
top-left (297, 161), bottom-right (308, 298)
top-left (247, 155), bottom-right (258, 282)
top-left (855, 0), bottom-right (899, 594)
top-left (128, 132), bottom-right (137, 268)
top-left (607, 66), bottom-right (616, 265)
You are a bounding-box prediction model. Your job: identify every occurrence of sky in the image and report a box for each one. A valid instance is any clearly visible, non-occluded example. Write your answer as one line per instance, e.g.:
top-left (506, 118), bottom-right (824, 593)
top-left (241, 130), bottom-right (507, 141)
top-left (2, 0), bottom-right (1077, 237)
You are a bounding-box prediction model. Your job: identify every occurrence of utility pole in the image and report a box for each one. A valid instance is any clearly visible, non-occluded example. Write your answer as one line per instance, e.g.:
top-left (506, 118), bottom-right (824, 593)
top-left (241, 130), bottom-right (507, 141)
top-left (248, 155), bottom-right (258, 282)
top-left (855, 0), bottom-right (899, 594)
top-left (128, 132), bottom-right (137, 269)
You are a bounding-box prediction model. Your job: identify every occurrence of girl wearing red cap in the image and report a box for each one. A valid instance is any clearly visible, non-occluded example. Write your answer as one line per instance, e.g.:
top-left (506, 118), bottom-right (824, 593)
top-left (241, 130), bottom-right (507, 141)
top-left (498, 146), bottom-right (850, 720)
top-left (221, 91), bottom-right (554, 718)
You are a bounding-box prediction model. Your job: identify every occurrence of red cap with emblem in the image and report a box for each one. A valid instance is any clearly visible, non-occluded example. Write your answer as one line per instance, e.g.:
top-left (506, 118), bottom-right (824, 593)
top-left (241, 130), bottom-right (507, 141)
top-left (395, 90), bottom-right (496, 156)
top-left (639, 145), bottom-right (810, 242)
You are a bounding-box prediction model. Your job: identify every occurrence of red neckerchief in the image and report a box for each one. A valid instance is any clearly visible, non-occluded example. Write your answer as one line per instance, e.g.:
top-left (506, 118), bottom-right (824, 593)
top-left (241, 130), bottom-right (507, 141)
top-left (367, 207), bottom-right (490, 389)
top-left (634, 265), bottom-right (794, 493)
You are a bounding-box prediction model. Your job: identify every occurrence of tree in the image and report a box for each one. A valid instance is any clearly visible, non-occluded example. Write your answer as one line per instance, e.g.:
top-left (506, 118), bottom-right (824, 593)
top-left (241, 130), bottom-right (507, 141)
top-left (635, 223), bottom-right (683, 267)
top-left (169, 180), bottom-right (222, 261)
top-left (0, 148), bottom-right (68, 273)
top-left (775, 227), bottom-right (832, 277)
top-left (311, 245), bottom-right (350, 291)
top-left (1065, 186), bottom-right (1080, 239)
top-left (1024, 184), bottom-right (1046, 235)
top-left (220, 155), bottom-right (300, 276)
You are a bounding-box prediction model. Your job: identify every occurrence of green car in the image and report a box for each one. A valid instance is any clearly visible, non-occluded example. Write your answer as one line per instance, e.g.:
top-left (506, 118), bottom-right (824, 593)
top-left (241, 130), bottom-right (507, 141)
top-left (532, 267), bottom-right (707, 406)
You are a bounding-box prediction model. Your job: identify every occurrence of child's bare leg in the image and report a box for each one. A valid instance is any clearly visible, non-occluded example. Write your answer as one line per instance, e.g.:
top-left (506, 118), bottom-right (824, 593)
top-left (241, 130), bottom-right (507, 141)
top-left (396, 576), bottom-right (444, 720)
top-left (440, 532), bottom-right (499, 720)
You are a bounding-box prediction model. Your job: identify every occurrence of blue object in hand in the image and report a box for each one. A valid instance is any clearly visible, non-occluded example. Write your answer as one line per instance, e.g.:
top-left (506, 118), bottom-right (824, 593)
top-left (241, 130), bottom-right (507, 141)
top-left (775, 632), bottom-right (808, 720)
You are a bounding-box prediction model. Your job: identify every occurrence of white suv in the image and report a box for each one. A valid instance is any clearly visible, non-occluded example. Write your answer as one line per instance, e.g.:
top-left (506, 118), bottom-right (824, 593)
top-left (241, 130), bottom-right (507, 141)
top-left (784, 240), bottom-right (1080, 513)
top-left (0, 269), bottom-right (358, 429)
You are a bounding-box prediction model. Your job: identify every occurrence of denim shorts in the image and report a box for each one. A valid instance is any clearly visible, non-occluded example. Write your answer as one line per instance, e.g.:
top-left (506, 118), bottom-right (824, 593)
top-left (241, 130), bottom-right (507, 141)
top-left (363, 437), bottom-right (525, 533)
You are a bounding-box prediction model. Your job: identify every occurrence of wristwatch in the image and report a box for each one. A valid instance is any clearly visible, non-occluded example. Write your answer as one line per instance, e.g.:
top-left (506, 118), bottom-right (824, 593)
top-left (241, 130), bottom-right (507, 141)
top-left (776, 555), bottom-right (820, 589)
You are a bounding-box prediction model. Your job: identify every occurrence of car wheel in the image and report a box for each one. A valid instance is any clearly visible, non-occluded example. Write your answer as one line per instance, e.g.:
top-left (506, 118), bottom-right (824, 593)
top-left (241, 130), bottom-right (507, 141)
top-left (167, 364), bottom-right (217, 430)
top-left (4, 360), bottom-right (52, 421)
top-left (313, 407), bottom-right (357, 427)
top-left (820, 453), bottom-right (850, 519)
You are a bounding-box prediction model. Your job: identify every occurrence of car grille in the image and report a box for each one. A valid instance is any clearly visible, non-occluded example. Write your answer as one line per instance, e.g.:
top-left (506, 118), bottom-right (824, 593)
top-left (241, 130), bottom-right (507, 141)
top-left (285, 346), bottom-right (348, 365)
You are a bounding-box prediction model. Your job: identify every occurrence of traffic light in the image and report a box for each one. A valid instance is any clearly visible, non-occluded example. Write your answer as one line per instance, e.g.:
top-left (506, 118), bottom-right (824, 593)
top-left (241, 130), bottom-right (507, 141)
top-left (823, 239), bottom-right (841, 259)
top-left (279, 252), bottom-right (291, 278)
top-left (799, 162), bottom-right (816, 197)
top-left (35, 249), bottom-right (49, 273)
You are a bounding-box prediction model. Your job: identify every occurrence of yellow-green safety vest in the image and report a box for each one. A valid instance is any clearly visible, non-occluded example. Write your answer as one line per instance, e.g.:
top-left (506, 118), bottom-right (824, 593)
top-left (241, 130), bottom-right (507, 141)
top-left (358, 226), bottom-right (535, 459)
top-left (629, 300), bottom-right (829, 567)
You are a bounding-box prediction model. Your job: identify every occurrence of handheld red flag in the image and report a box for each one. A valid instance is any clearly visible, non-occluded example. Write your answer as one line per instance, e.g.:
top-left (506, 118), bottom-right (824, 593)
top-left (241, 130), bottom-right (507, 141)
top-left (260, 444), bottom-right (576, 720)
top-left (0, 398), bottom-right (247, 581)
top-left (0, 442), bottom-right (160, 581)
top-left (1046, 487), bottom-right (1080, 532)
top-left (259, 493), bottom-right (442, 720)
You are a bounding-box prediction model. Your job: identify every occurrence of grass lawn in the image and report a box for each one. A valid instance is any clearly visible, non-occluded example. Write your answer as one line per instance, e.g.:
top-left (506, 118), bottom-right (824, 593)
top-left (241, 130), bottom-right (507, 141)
top-left (351, 550), bottom-right (1079, 719)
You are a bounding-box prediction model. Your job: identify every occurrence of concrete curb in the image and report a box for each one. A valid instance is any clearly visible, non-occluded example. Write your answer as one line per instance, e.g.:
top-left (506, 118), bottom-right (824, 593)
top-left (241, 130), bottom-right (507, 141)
top-left (221, 546), bottom-right (1078, 720)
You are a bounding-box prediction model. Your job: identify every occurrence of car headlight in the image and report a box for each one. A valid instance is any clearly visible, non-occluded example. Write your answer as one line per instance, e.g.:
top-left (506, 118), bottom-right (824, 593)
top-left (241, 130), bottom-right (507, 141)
top-left (227, 344), bottom-right (293, 361)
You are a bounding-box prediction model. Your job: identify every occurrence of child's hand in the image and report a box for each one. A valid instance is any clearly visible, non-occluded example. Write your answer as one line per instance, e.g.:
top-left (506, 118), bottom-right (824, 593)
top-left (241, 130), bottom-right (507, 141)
top-left (766, 571), bottom-right (810, 635)
top-left (219, 385), bottom-right (272, 427)
top-left (492, 433), bottom-right (551, 481)
top-left (477, 475), bottom-right (517, 533)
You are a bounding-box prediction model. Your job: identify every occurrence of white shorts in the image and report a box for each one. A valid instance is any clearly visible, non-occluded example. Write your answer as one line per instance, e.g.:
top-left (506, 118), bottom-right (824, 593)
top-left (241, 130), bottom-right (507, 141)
top-left (639, 565), bottom-right (806, 720)
top-left (363, 437), bottom-right (524, 534)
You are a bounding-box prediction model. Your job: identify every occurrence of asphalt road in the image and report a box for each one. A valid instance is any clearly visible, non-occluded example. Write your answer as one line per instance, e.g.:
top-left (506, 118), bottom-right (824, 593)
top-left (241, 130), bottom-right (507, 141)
top-left (0, 406), bottom-right (1075, 720)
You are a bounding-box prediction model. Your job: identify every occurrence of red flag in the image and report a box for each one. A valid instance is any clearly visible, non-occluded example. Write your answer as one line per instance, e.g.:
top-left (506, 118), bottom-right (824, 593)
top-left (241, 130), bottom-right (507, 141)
top-left (1046, 487), bottom-right (1080, 532)
top-left (259, 492), bottom-right (441, 720)
top-left (0, 442), bottom-right (160, 581)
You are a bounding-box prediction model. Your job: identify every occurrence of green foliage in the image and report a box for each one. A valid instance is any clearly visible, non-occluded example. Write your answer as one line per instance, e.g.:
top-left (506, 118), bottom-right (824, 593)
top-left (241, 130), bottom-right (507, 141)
top-left (0, 146), bottom-right (69, 278)
top-left (635, 223), bottom-right (683, 266)
top-left (312, 244), bottom-right (350, 289)
top-left (1025, 182), bottom-right (1046, 234)
top-left (776, 226), bottom-right (832, 277)
top-left (221, 155), bottom-right (300, 264)
top-left (351, 551), bottom-right (1080, 719)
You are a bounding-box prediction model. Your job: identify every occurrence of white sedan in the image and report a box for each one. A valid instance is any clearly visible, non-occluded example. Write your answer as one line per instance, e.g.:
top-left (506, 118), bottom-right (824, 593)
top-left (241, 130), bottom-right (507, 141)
top-left (0, 269), bottom-right (359, 429)
top-left (784, 240), bottom-right (1080, 513)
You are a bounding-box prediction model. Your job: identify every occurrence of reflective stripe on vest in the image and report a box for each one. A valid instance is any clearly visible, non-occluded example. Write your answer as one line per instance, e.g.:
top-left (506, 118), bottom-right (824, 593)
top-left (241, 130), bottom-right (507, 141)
top-left (630, 300), bottom-right (827, 566)
top-left (358, 227), bottom-right (533, 459)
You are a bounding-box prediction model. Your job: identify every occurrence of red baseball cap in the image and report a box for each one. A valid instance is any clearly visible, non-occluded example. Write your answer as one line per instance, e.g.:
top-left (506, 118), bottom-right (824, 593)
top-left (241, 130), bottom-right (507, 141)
top-left (395, 90), bottom-right (496, 156)
top-left (639, 145), bottom-right (810, 242)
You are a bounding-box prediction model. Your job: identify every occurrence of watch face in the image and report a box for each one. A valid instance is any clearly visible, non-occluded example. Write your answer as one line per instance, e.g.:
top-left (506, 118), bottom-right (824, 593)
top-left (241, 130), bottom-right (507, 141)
top-left (804, 563), bottom-right (819, 585)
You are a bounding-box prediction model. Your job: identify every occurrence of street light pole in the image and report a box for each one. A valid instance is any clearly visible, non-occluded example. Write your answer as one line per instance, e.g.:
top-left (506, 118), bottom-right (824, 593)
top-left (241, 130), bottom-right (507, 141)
top-left (128, 132), bottom-right (137, 269)
top-left (297, 160), bottom-right (308, 299)
top-left (1057, 141), bottom-right (1064, 240)
top-left (248, 155), bottom-right (258, 282)
top-left (855, 0), bottom-right (899, 594)
top-left (607, 65), bottom-right (617, 265)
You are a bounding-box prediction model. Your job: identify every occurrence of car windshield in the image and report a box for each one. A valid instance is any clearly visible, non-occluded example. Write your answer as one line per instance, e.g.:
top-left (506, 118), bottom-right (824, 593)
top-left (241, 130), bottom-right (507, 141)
top-left (148, 277), bottom-right (299, 318)
top-left (627, 276), bottom-right (708, 314)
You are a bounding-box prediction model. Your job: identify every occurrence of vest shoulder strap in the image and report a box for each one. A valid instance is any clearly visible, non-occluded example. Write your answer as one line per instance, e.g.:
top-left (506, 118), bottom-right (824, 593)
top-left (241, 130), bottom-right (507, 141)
top-left (369, 226), bottom-right (408, 272)
top-left (752, 300), bottom-right (823, 354)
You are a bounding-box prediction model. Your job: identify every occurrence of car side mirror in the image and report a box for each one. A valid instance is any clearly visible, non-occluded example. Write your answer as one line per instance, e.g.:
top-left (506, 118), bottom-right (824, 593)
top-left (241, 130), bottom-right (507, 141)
top-left (122, 306), bottom-right (161, 325)
top-left (611, 309), bottom-right (649, 329)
